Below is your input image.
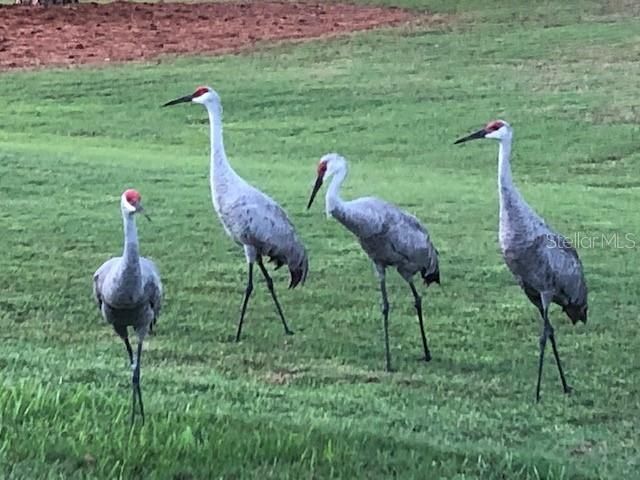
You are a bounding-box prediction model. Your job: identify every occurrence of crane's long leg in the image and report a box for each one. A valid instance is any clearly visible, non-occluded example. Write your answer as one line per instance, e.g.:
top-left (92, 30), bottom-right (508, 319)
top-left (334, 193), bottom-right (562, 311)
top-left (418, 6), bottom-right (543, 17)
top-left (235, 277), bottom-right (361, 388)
top-left (131, 338), bottom-right (145, 425)
top-left (545, 314), bottom-right (572, 396)
top-left (536, 295), bottom-right (571, 402)
top-left (408, 281), bottom-right (431, 362)
top-left (235, 263), bottom-right (254, 342)
top-left (114, 325), bottom-right (134, 366)
top-left (375, 265), bottom-right (392, 372)
top-left (535, 310), bottom-right (547, 403)
top-left (257, 256), bottom-right (294, 336)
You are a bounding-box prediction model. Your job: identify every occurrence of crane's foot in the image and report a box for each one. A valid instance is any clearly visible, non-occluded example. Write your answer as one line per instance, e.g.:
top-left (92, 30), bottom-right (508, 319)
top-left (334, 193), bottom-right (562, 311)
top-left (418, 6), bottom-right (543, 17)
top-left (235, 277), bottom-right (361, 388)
top-left (284, 328), bottom-right (295, 336)
top-left (417, 353), bottom-right (432, 363)
top-left (563, 384), bottom-right (573, 396)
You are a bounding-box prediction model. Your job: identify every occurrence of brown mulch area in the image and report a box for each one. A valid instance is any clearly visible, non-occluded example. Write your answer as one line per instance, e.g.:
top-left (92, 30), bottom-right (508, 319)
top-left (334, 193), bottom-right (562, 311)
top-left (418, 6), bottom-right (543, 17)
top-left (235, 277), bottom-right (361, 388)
top-left (0, 1), bottom-right (420, 69)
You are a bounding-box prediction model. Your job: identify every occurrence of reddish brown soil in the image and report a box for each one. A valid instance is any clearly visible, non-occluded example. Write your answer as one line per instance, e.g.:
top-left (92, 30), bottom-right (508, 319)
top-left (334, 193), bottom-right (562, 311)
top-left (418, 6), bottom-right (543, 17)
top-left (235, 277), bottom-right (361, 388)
top-left (0, 1), bottom-right (417, 70)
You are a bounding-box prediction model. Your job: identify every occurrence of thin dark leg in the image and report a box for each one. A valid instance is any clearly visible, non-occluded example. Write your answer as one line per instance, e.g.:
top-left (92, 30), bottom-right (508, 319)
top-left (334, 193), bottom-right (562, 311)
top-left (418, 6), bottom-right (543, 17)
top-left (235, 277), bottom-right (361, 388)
top-left (379, 277), bottom-right (392, 372)
top-left (235, 263), bottom-right (254, 342)
top-left (124, 338), bottom-right (134, 366)
top-left (547, 318), bottom-right (572, 395)
top-left (409, 281), bottom-right (431, 362)
top-left (131, 340), bottom-right (144, 425)
top-left (536, 299), bottom-right (572, 402)
top-left (536, 315), bottom-right (548, 403)
top-left (257, 256), bottom-right (294, 335)
top-left (114, 325), bottom-right (134, 366)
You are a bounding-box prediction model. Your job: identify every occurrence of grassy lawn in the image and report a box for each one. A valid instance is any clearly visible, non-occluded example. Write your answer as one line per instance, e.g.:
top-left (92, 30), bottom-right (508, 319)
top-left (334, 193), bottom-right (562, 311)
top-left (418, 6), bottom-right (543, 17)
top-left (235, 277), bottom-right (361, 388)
top-left (1, 1), bottom-right (639, 478)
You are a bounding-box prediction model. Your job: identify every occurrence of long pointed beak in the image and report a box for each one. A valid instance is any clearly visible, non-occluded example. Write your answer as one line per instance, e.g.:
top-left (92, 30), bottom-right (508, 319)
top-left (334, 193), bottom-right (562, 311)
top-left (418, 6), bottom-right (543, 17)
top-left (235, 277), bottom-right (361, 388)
top-left (136, 204), bottom-right (152, 222)
top-left (454, 128), bottom-right (487, 144)
top-left (307, 176), bottom-right (324, 210)
top-left (162, 94), bottom-right (193, 107)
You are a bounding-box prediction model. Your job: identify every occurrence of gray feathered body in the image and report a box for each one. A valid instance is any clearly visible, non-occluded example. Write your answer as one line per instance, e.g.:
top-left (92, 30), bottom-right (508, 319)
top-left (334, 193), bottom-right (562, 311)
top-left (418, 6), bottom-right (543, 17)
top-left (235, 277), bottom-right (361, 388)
top-left (499, 156), bottom-right (587, 323)
top-left (93, 242), bottom-right (162, 332)
top-left (330, 196), bottom-right (440, 285)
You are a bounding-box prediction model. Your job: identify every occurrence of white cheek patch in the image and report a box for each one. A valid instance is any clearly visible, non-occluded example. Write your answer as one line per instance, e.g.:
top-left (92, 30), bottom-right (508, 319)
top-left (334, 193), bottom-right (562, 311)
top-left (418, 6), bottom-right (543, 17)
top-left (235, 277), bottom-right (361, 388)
top-left (122, 198), bottom-right (137, 213)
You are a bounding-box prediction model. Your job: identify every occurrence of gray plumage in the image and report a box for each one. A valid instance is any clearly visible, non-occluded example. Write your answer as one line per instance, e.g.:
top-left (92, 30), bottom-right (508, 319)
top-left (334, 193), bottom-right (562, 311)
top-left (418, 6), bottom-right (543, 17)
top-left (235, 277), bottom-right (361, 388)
top-left (93, 256), bottom-right (162, 330)
top-left (92, 189), bottom-right (162, 424)
top-left (455, 120), bottom-right (587, 401)
top-left (162, 86), bottom-right (307, 341)
top-left (333, 196), bottom-right (440, 284)
top-left (307, 153), bottom-right (440, 372)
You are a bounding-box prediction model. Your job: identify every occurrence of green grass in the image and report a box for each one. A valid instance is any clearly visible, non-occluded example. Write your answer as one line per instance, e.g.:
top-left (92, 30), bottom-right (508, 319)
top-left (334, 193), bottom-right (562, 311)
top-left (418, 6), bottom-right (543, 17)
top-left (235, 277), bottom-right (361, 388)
top-left (1, 1), bottom-right (640, 478)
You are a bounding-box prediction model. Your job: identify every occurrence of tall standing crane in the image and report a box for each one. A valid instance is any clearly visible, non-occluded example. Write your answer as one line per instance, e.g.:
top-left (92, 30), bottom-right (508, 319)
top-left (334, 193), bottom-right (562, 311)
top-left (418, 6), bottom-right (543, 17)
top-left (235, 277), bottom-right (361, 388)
top-left (307, 153), bottom-right (440, 372)
top-left (455, 120), bottom-right (588, 401)
top-left (93, 189), bottom-right (162, 424)
top-left (163, 86), bottom-right (308, 341)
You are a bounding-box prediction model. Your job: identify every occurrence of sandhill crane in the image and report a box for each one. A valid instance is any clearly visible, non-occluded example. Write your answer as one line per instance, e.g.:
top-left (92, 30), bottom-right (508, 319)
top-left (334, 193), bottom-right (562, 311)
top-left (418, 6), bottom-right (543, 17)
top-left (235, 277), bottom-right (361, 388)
top-left (92, 189), bottom-right (162, 424)
top-left (455, 120), bottom-right (588, 401)
top-left (307, 153), bottom-right (440, 372)
top-left (163, 86), bottom-right (308, 341)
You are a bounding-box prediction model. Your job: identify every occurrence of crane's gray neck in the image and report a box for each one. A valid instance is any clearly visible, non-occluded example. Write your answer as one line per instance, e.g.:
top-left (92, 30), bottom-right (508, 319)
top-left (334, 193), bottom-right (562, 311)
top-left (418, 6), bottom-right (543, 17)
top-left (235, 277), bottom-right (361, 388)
top-left (497, 136), bottom-right (521, 217)
top-left (496, 133), bottom-right (543, 244)
top-left (206, 100), bottom-right (237, 184)
top-left (122, 211), bottom-right (141, 275)
top-left (497, 137), bottom-right (514, 192)
top-left (325, 164), bottom-right (348, 217)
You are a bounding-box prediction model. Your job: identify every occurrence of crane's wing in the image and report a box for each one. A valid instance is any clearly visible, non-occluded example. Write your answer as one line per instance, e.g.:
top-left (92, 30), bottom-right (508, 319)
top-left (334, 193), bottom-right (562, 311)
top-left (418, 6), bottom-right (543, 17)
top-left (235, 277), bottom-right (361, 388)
top-left (389, 208), bottom-right (438, 262)
top-left (372, 204), bottom-right (439, 280)
top-left (538, 233), bottom-right (587, 305)
top-left (228, 192), bottom-right (308, 287)
top-left (504, 232), bottom-right (587, 306)
top-left (337, 197), bottom-right (439, 279)
top-left (92, 257), bottom-right (119, 311)
top-left (141, 257), bottom-right (163, 321)
top-left (338, 197), bottom-right (389, 239)
top-left (347, 197), bottom-right (433, 254)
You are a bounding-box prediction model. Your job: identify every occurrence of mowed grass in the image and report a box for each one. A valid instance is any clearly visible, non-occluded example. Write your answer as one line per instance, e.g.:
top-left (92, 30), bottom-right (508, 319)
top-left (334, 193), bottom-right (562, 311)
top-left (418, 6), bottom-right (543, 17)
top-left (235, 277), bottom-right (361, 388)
top-left (1, 1), bottom-right (640, 478)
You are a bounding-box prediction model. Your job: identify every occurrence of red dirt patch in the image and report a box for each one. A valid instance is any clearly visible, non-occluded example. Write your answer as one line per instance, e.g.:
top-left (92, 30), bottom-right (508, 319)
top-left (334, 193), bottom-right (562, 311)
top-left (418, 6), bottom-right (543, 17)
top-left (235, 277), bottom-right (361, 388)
top-left (0, 1), bottom-right (416, 70)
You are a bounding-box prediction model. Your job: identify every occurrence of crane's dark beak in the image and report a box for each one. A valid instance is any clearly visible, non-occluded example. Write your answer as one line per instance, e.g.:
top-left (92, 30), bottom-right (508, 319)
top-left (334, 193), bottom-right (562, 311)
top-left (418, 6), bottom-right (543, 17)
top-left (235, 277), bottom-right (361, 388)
top-left (136, 204), bottom-right (152, 222)
top-left (162, 94), bottom-right (193, 107)
top-left (307, 176), bottom-right (324, 210)
top-left (454, 128), bottom-right (487, 144)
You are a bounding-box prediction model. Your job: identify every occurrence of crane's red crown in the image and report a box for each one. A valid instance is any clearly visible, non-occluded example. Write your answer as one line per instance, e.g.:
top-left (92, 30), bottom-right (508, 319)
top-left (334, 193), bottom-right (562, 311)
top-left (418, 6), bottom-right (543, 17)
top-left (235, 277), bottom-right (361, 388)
top-left (317, 160), bottom-right (328, 177)
top-left (193, 86), bottom-right (210, 98)
top-left (124, 189), bottom-right (141, 205)
top-left (485, 120), bottom-right (504, 132)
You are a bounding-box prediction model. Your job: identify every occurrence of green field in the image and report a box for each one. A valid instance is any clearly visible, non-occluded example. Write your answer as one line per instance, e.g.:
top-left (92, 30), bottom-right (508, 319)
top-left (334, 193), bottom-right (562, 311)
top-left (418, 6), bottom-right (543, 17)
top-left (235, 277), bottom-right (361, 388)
top-left (1, 1), bottom-right (639, 478)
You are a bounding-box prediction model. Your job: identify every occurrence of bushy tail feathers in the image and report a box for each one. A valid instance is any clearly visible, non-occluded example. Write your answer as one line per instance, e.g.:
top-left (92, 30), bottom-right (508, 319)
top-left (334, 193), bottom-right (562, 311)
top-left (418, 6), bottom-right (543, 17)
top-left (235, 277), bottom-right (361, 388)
top-left (564, 302), bottom-right (588, 324)
top-left (288, 251), bottom-right (308, 289)
top-left (266, 246), bottom-right (308, 289)
top-left (421, 266), bottom-right (440, 287)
